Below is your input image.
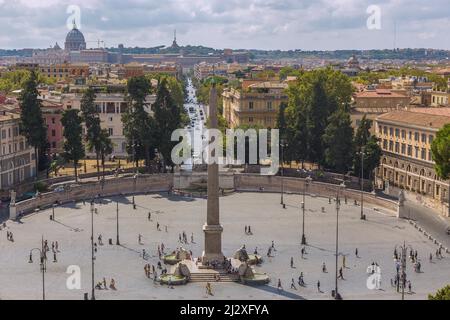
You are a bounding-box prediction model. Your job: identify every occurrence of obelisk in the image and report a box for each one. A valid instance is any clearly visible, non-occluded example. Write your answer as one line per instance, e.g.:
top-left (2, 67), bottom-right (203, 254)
top-left (201, 82), bottom-right (224, 265)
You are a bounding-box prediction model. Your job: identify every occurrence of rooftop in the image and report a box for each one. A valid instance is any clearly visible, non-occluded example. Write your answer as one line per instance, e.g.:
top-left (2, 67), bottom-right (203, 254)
top-left (354, 89), bottom-right (409, 98)
top-left (377, 109), bottom-right (450, 129)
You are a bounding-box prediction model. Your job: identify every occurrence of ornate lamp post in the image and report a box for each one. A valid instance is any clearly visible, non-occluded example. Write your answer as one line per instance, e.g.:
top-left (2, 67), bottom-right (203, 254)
top-left (395, 241), bottom-right (412, 300)
top-left (356, 148), bottom-right (366, 220)
top-left (28, 236), bottom-right (47, 300)
top-left (280, 139), bottom-right (288, 208)
top-left (301, 175), bottom-right (313, 245)
top-left (90, 200), bottom-right (96, 300)
top-left (334, 181), bottom-right (346, 300)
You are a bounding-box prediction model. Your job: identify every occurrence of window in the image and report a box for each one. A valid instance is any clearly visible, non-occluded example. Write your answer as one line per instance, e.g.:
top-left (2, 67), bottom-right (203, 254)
top-left (383, 126), bottom-right (387, 134)
top-left (52, 129), bottom-right (56, 137)
top-left (52, 118), bottom-right (55, 124)
top-left (421, 134), bottom-right (427, 143)
top-left (428, 150), bottom-right (432, 161)
top-left (414, 147), bottom-right (419, 158)
top-left (414, 132), bottom-right (419, 141)
top-left (248, 102), bottom-right (254, 110)
top-left (106, 102), bottom-right (115, 113)
top-left (429, 135), bottom-right (434, 144)
top-left (389, 127), bottom-right (393, 136)
top-left (409, 131), bottom-right (412, 140)
top-left (401, 143), bottom-right (406, 154)
top-left (401, 130), bottom-right (406, 139)
top-left (395, 142), bottom-right (399, 153)
top-left (407, 145), bottom-right (412, 156)
top-left (421, 148), bottom-right (426, 160)
top-left (248, 117), bottom-right (254, 123)
top-left (383, 139), bottom-right (388, 149)
top-left (395, 129), bottom-right (400, 138)
top-left (267, 101), bottom-right (272, 110)
top-left (108, 128), bottom-right (114, 136)
top-left (1, 130), bottom-right (5, 139)
top-left (389, 141), bottom-right (393, 151)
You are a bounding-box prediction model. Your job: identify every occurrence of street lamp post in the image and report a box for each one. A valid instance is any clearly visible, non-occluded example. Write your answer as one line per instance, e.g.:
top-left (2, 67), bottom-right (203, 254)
top-left (334, 182), bottom-right (345, 300)
top-left (90, 200), bottom-right (96, 300)
top-left (280, 140), bottom-right (287, 208)
top-left (357, 149), bottom-right (366, 220)
top-left (116, 201), bottom-right (120, 245)
top-left (301, 176), bottom-right (312, 245)
top-left (395, 241), bottom-right (411, 300)
top-left (28, 235), bottom-right (47, 300)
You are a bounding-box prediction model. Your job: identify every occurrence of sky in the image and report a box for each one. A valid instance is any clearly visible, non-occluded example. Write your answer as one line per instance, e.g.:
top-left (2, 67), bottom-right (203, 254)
top-left (0, 0), bottom-right (449, 50)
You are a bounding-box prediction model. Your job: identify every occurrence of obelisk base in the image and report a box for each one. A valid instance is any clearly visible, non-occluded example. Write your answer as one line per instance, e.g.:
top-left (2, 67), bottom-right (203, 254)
top-left (201, 224), bottom-right (224, 265)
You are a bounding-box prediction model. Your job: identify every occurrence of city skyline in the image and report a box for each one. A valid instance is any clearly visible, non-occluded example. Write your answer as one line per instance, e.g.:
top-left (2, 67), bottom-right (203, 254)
top-left (0, 0), bottom-right (449, 51)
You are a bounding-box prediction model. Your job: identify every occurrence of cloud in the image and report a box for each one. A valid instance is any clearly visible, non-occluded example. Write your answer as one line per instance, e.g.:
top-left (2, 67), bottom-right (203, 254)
top-left (0, 0), bottom-right (448, 50)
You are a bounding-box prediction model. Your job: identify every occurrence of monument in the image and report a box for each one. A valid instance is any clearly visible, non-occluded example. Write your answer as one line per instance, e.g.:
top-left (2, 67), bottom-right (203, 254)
top-left (201, 82), bottom-right (225, 265)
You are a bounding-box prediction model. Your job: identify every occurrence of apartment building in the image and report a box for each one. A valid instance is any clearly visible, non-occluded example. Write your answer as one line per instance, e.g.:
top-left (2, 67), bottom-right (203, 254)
top-left (222, 81), bottom-right (288, 128)
top-left (375, 108), bottom-right (450, 215)
top-left (0, 111), bottom-right (36, 190)
top-left (61, 92), bottom-right (155, 158)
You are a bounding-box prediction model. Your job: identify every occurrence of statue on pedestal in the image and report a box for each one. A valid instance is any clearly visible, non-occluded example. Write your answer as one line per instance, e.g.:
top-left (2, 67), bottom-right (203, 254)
top-left (10, 189), bottom-right (16, 206)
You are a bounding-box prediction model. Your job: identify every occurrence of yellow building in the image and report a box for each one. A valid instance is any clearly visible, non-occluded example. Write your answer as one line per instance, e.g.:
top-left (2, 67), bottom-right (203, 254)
top-left (222, 81), bottom-right (288, 128)
top-left (375, 108), bottom-right (450, 216)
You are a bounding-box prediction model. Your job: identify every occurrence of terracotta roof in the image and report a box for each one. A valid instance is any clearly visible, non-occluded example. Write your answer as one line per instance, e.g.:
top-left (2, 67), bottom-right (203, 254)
top-left (407, 107), bottom-right (450, 117)
top-left (377, 110), bottom-right (450, 129)
top-left (354, 89), bottom-right (409, 98)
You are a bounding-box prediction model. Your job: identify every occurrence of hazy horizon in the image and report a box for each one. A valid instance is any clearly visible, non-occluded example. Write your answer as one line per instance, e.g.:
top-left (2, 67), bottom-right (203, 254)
top-left (0, 0), bottom-right (449, 51)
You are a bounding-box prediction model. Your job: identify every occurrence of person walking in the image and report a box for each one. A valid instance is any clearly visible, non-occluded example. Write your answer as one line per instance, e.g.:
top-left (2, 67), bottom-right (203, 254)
top-left (290, 278), bottom-right (297, 290)
top-left (342, 255), bottom-right (346, 268)
top-left (322, 262), bottom-right (327, 273)
top-left (148, 212), bottom-right (151, 221)
top-left (317, 280), bottom-right (321, 292)
top-left (290, 257), bottom-right (294, 268)
top-left (245, 225), bottom-right (247, 234)
top-left (277, 279), bottom-right (283, 291)
top-left (355, 248), bottom-right (359, 258)
top-left (338, 267), bottom-right (344, 280)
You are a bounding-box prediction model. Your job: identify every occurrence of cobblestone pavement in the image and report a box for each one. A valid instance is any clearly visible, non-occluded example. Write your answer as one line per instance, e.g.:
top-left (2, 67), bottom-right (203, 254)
top-left (0, 192), bottom-right (448, 300)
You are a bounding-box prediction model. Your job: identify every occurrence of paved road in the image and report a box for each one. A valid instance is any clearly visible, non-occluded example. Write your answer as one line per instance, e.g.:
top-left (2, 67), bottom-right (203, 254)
top-left (405, 200), bottom-right (450, 249)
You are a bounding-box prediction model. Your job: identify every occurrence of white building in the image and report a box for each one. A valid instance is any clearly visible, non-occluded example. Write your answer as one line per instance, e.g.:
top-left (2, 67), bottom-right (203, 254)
top-left (61, 93), bottom-right (156, 158)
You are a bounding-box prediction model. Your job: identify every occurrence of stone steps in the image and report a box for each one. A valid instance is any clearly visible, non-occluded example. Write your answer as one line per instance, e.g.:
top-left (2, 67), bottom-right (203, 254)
top-left (189, 273), bottom-right (240, 283)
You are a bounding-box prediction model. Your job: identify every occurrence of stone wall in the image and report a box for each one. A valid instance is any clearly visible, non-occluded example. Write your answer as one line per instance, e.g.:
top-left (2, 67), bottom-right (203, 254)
top-left (10, 174), bottom-right (172, 219)
top-left (174, 172), bottom-right (235, 190)
top-left (234, 174), bottom-right (398, 212)
top-left (10, 172), bottom-right (399, 220)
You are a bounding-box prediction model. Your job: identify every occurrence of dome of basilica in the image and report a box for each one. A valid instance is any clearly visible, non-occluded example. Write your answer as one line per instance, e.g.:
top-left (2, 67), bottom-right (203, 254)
top-left (64, 22), bottom-right (86, 51)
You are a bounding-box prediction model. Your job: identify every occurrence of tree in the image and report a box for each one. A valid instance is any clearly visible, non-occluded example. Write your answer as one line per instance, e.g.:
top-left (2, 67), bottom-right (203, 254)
top-left (353, 115), bottom-right (382, 180)
top-left (61, 109), bottom-right (85, 182)
top-left (98, 129), bottom-right (114, 178)
top-left (123, 76), bottom-right (154, 172)
top-left (80, 87), bottom-right (102, 179)
top-left (428, 284), bottom-right (450, 300)
top-left (19, 70), bottom-right (48, 175)
top-left (153, 78), bottom-right (183, 172)
top-left (322, 107), bottom-right (354, 173)
top-left (431, 124), bottom-right (450, 216)
top-left (276, 102), bottom-right (288, 142)
top-left (306, 78), bottom-right (330, 166)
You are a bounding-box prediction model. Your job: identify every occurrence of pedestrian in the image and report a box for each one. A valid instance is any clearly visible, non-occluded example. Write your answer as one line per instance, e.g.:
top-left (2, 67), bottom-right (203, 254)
top-left (142, 249), bottom-right (146, 259)
top-left (271, 240), bottom-right (275, 250)
top-left (290, 257), bottom-right (294, 268)
top-left (248, 225), bottom-right (252, 234)
top-left (157, 222), bottom-right (160, 231)
top-left (301, 247), bottom-right (305, 258)
top-left (317, 280), bottom-right (321, 292)
top-left (148, 212), bottom-right (151, 221)
top-left (144, 264), bottom-right (148, 277)
top-left (110, 278), bottom-right (116, 290)
top-left (342, 255), bottom-right (346, 268)
top-left (103, 277), bottom-right (107, 289)
top-left (408, 281), bottom-right (412, 293)
top-left (94, 243), bottom-right (98, 253)
top-left (429, 253), bottom-right (433, 262)
top-left (267, 247), bottom-right (271, 257)
top-left (277, 279), bottom-right (283, 291)
top-left (245, 225), bottom-right (247, 234)
top-left (55, 241), bottom-right (59, 252)
top-left (290, 278), bottom-right (297, 290)
top-left (355, 248), bottom-right (359, 258)
top-left (138, 234), bottom-right (142, 244)
top-left (53, 252), bottom-right (57, 263)
top-left (254, 247), bottom-right (258, 255)
top-left (322, 262), bottom-right (327, 273)
top-left (338, 267), bottom-right (344, 279)
top-left (298, 272), bottom-right (304, 286)
top-left (179, 234), bottom-right (182, 243)
top-left (98, 235), bottom-right (102, 245)
top-left (52, 242), bottom-right (55, 252)
top-left (191, 233), bottom-right (194, 243)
